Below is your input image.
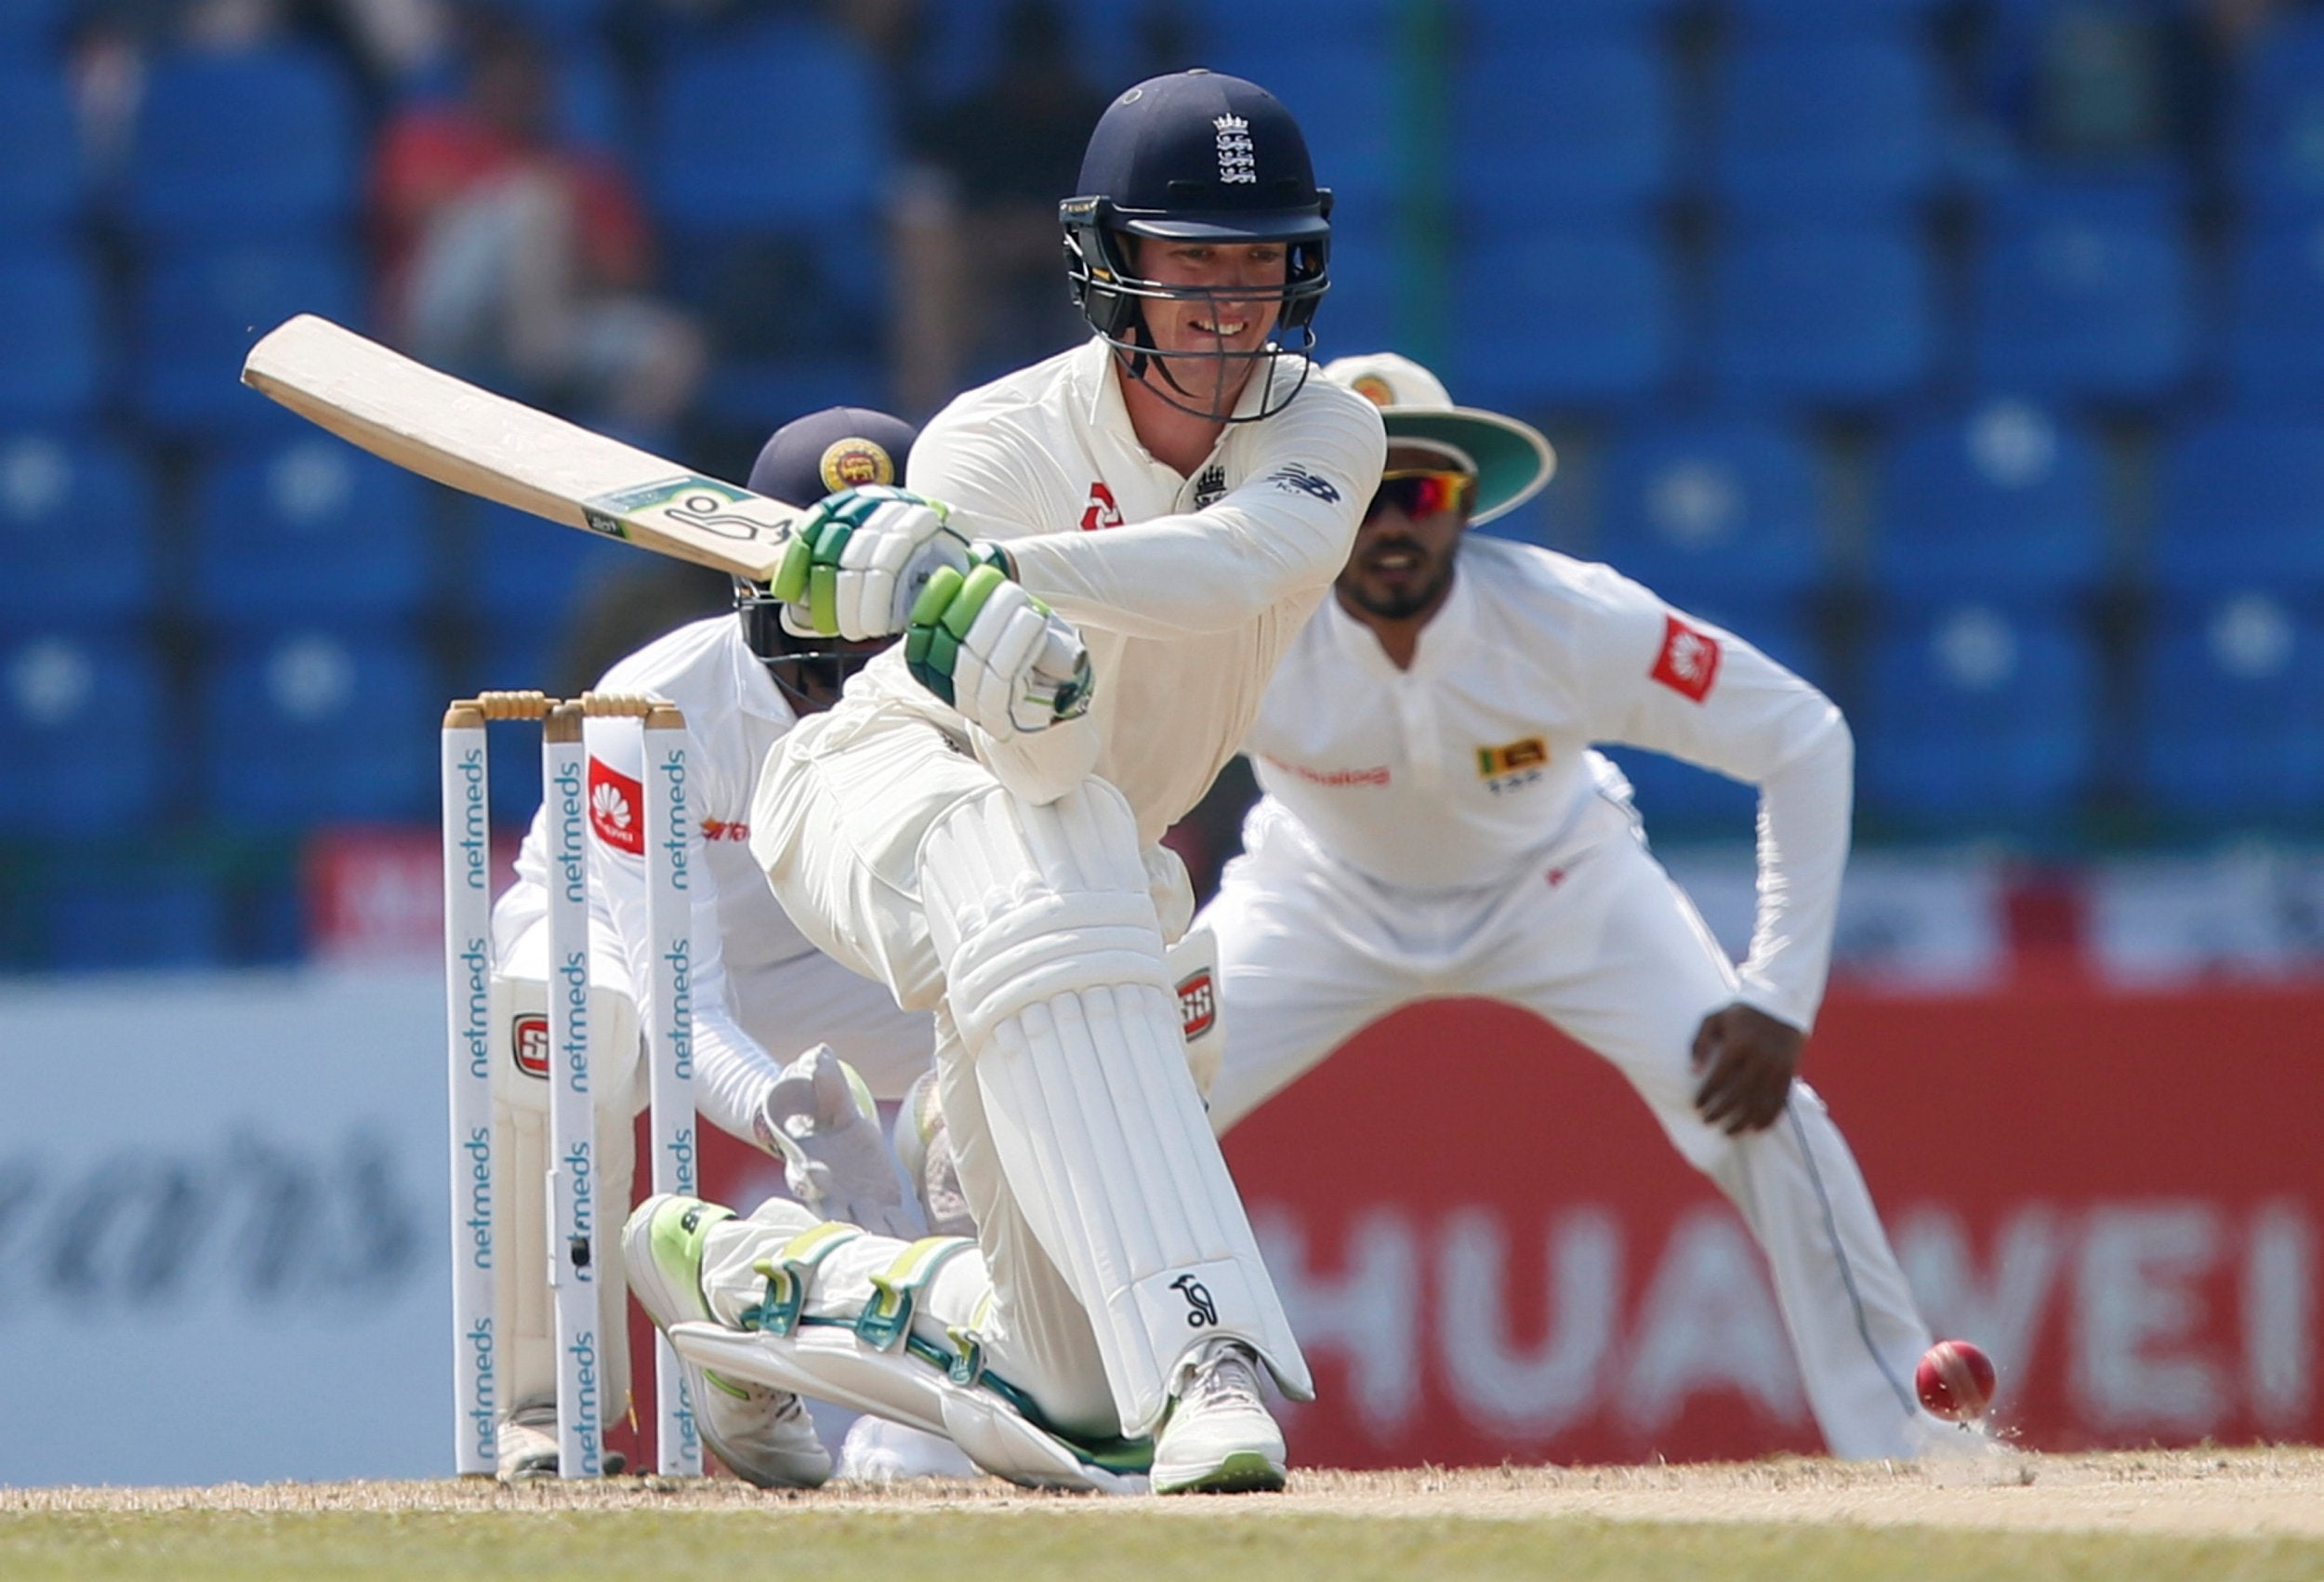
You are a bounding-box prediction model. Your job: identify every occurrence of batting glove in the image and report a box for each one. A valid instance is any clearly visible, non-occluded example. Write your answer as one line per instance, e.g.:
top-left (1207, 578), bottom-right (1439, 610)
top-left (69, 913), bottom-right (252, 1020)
top-left (905, 553), bottom-right (1093, 739)
top-left (770, 485), bottom-right (969, 640)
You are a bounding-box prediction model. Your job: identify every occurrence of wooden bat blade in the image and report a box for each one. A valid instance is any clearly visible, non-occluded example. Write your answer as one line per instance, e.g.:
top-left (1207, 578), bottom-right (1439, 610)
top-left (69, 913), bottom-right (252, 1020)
top-left (241, 314), bottom-right (804, 583)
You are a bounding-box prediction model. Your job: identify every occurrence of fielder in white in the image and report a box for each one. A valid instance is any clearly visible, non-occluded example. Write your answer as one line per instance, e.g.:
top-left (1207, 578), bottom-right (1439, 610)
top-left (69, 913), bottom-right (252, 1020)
top-left (486, 407), bottom-right (942, 1484)
top-left (1200, 352), bottom-right (1984, 1460)
top-left (622, 69), bottom-right (1386, 1494)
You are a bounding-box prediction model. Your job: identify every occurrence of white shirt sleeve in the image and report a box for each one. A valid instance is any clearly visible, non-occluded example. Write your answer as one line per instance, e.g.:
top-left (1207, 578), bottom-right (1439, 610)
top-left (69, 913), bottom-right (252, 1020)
top-left (917, 387), bottom-right (1383, 639)
top-left (582, 715), bottom-right (783, 1152)
top-left (1571, 569), bottom-right (1852, 1032)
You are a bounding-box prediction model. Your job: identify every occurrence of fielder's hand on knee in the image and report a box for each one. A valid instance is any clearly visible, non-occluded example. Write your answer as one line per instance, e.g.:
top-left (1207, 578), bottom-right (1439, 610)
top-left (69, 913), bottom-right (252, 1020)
top-left (1690, 1003), bottom-right (1802, 1135)
top-left (753, 1045), bottom-right (918, 1239)
top-left (771, 485), bottom-right (969, 640)
top-left (905, 556), bottom-right (1093, 739)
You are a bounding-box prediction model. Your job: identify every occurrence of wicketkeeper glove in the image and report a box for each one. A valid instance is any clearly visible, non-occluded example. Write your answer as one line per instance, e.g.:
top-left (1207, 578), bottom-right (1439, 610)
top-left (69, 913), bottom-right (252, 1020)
top-left (905, 552), bottom-right (1093, 740)
top-left (770, 485), bottom-right (970, 640)
top-left (752, 1045), bottom-right (918, 1240)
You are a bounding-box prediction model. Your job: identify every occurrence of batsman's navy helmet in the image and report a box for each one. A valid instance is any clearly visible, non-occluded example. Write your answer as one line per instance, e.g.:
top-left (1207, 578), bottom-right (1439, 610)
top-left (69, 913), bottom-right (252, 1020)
top-left (1062, 70), bottom-right (1332, 413)
top-left (734, 406), bottom-right (918, 711)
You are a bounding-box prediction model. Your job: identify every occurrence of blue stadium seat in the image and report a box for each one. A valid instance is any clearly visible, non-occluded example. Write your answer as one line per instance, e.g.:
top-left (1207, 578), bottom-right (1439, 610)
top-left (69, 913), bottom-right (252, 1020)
top-left (2225, 218), bottom-right (2324, 405)
top-left (1598, 613), bottom-right (1825, 836)
top-left (1855, 603), bottom-right (2098, 827)
top-left (2149, 416), bottom-right (2324, 598)
top-left (1726, 0), bottom-right (1950, 34)
top-left (1455, 38), bottom-right (1675, 222)
top-left (2137, 592), bottom-right (2324, 823)
top-left (918, 0), bottom-right (1159, 104)
top-left (647, 22), bottom-right (887, 231)
top-left (0, 631), bottom-right (167, 837)
top-left (485, 0), bottom-right (617, 43)
top-left (191, 435), bottom-right (432, 628)
top-left (2229, 9), bottom-right (2324, 217)
top-left (133, 241), bottom-right (362, 437)
top-left (1464, 0), bottom-right (1687, 46)
top-left (0, 60), bottom-right (84, 233)
top-left (1595, 418), bottom-right (1826, 615)
top-left (647, 22), bottom-right (890, 395)
top-left (199, 626), bottom-right (437, 827)
top-left (1314, 219), bottom-right (1399, 356)
top-left (465, 500), bottom-right (641, 632)
top-left (1871, 399), bottom-right (2106, 605)
top-left (124, 46), bottom-right (362, 241)
top-left (0, 0), bottom-right (76, 57)
top-left (1968, 196), bottom-right (2194, 403)
top-left (1709, 223), bottom-right (1934, 407)
top-left (1450, 225), bottom-right (1675, 413)
top-left (0, 251), bottom-right (103, 428)
top-left (0, 433), bottom-right (157, 626)
top-left (1713, 39), bottom-right (1939, 218)
top-left (46, 869), bottom-right (228, 972)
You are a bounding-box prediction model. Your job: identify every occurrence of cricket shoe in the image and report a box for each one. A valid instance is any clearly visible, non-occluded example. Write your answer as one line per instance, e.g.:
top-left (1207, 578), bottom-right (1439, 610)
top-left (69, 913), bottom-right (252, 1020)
top-left (495, 1399), bottom-right (560, 1483)
top-left (1151, 1338), bottom-right (1287, 1495)
top-left (623, 1193), bottom-right (833, 1489)
top-left (495, 1400), bottom-right (629, 1483)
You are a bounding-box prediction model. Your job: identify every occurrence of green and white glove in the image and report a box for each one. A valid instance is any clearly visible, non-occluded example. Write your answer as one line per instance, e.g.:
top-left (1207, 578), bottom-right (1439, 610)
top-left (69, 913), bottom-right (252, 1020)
top-left (770, 484), bottom-right (969, 640)
top-left (905, 554), bottom-right (1093, 739)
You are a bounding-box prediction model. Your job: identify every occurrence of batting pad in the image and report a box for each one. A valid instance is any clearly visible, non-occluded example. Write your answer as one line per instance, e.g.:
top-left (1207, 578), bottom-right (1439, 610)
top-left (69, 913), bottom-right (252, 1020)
top-left (919, 784), bottom-right (1312, 1434)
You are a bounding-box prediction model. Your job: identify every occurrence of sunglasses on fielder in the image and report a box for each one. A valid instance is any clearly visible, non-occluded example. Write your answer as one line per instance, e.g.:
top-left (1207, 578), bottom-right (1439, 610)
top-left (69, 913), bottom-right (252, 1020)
top-left (1365, 468), bottom-right (1477, 523)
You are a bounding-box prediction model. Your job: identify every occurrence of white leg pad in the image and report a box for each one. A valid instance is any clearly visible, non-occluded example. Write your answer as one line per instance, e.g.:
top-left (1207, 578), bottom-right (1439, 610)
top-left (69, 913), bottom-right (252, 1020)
top-left (920, 784), bottom-right (1311, 1434)
top-left (667, 1323), bottom-right (1142, 1495)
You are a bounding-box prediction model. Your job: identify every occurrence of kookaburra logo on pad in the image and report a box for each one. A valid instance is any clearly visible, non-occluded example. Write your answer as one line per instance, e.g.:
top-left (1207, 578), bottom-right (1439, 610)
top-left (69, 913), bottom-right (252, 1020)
top-left (1170, 1273), bottom-right (1219, 1326)
top-left (1213, 113), bottom-right (1256, 184)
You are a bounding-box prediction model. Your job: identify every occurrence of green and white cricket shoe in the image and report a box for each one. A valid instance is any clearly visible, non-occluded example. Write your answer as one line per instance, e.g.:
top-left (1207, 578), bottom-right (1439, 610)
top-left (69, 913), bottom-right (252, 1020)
top-left (623, 1193), bottom-right (834, 1489)
top-left (1150, 1338), bottom-right (1287, 1495)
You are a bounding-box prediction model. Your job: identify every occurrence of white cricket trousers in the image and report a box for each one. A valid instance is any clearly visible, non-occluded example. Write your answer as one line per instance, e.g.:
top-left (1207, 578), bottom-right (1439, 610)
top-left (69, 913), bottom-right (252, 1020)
top-left (1199, 795), bottom-right (1941, 1459)
top-left (750, 705), bottom-right (1207, 1441)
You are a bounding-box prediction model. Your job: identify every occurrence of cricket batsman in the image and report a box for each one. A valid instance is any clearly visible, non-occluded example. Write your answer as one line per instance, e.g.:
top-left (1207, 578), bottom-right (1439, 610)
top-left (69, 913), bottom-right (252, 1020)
top-left (622, 69), bottom-right (1386, 1494)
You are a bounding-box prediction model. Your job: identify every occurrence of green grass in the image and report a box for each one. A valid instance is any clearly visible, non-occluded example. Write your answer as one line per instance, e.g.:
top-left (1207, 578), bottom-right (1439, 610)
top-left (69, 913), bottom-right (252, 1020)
top-left (4, 1510), bottom-right (2319, 1582)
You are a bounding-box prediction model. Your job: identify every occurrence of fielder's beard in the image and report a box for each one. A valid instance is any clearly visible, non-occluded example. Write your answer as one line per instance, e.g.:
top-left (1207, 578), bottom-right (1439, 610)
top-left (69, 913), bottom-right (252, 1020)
top-left (1340, 544), bottom-right (1453, 622)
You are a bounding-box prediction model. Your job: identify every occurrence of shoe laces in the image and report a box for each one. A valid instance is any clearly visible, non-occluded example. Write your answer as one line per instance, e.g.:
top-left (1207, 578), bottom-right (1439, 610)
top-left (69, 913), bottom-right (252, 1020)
top-left (1181, 1341), bottom-right (1263, 1412)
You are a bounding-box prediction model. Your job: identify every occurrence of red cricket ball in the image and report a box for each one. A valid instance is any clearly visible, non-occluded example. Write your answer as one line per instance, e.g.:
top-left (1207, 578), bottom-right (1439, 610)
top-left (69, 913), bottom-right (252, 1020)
top-left (1916, 1338), bottom-right (1998, 1422)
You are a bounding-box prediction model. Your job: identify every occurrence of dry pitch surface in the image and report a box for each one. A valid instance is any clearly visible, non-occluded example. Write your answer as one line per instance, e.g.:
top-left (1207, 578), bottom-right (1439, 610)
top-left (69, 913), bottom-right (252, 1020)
top-left (6, 1447), bottom-right (2322, 1581)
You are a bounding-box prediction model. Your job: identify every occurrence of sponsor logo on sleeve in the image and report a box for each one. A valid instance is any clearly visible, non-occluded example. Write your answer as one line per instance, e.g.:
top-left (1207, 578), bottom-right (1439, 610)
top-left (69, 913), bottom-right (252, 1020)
top-left (698, 817), bottom-right (752, 843)
top-left (1079, 481), bottom-right (1123, 532)
top-left (587, 758), bottom-right (645, 854)
top-left (1263, 464), bottom-right (1341, 503)
top-left (1650, 615), bottom-right (1722, 704)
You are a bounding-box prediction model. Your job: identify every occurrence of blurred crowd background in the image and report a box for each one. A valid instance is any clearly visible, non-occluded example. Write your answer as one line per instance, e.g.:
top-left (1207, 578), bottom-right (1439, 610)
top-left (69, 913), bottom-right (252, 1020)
top-left (4, 0), bottom-right (2323, 973)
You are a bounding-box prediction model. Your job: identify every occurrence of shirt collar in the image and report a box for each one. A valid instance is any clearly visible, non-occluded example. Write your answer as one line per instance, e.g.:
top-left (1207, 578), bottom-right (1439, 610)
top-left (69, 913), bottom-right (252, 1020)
top-left (1321, 563), bottom-right (1477, 679)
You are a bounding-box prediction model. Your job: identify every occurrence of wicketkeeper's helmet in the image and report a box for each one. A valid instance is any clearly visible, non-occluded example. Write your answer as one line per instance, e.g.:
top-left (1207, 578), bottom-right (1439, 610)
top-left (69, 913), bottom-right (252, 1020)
top-left (733, 406), bottom-right (918, 711)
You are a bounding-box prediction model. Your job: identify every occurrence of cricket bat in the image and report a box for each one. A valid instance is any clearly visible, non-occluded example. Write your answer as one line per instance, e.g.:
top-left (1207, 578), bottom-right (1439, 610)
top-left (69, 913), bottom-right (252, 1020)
top-left (241, 314), bottom-right (803, 583)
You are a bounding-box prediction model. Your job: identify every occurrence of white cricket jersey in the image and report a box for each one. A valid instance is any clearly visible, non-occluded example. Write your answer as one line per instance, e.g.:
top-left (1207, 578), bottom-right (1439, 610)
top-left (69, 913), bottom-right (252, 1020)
top-left (849, 336), bottom-right (1385, 846)
top-left (495, 616), bottom-right (932, 1134)
top-left (1246, 537), bottom-right (1853, 1030)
